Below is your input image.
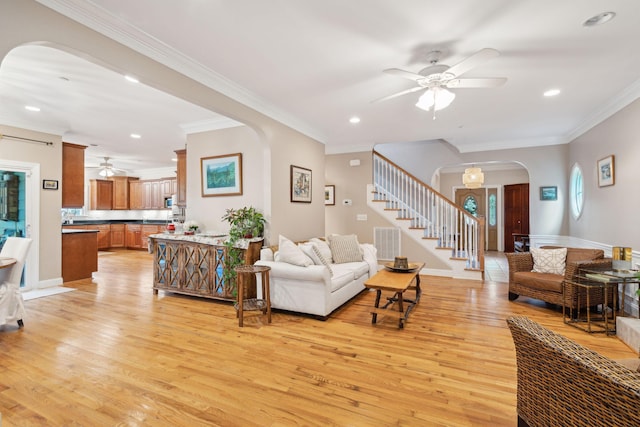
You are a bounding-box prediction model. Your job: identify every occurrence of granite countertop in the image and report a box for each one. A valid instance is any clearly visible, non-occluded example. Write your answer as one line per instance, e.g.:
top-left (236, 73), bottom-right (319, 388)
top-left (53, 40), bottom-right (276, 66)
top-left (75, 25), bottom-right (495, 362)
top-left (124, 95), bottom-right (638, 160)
top-left (62, 229), bottom-right (100, 234)
top-left (63, 219), bottom-right (168, 226)
top-left (149, 233), bottom-right (263, 249)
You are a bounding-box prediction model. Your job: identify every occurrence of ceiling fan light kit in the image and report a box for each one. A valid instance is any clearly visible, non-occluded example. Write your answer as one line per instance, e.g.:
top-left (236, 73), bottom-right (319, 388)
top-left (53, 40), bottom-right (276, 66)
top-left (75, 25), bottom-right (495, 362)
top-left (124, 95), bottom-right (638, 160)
top-left (463, 167), bottom-right (484, 189)
top-left (379, 48), bottom-right (506, 115)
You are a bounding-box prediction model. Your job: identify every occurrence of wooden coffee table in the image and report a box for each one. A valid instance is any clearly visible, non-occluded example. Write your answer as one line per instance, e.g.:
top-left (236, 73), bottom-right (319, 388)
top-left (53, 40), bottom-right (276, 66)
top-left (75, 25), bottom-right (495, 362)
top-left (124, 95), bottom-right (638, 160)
top-left (364, 263), bottom-right (424, 328)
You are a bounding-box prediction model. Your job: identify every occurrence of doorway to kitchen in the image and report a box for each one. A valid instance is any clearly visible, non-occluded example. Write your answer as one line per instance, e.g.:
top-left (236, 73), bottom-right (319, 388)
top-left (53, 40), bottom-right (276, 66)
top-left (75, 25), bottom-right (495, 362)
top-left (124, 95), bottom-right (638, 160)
top-left (0, 159), bottom-right (39, 290)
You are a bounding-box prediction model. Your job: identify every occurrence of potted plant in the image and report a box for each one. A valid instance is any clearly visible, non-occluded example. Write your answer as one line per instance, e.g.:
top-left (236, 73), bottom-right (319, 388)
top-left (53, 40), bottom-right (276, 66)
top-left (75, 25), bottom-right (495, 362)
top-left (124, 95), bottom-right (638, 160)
top-left (221, 207), bottom-right (266, 294)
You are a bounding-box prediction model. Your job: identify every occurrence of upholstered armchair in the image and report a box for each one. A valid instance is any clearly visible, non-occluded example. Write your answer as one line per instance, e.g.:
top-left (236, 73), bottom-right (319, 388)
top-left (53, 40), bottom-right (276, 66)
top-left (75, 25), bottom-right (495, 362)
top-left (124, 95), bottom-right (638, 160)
top-left (0, 237), bottom-right (32, 328)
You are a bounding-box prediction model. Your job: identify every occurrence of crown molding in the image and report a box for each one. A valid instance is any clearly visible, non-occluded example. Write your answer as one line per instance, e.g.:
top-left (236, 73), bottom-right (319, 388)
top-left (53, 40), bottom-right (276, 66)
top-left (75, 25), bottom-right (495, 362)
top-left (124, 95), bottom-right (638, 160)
top-left (454, 136), bottom-right (566, 154)
top-left (180, 117), bottom-right (244, 135)
top-left (36, 0), bottom-right (325, 144)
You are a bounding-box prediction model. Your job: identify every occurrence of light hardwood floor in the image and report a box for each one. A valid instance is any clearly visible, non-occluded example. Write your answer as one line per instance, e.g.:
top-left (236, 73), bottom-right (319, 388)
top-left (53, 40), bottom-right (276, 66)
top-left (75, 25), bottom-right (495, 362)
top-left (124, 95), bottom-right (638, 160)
top-left (0, 250), bottom-right (635, 426)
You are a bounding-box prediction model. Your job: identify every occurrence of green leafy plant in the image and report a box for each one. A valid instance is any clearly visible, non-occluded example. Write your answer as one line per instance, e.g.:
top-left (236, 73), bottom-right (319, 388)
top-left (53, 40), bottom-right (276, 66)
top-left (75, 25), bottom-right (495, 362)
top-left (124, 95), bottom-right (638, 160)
top-left (221, 207), bottom-right (266, 295)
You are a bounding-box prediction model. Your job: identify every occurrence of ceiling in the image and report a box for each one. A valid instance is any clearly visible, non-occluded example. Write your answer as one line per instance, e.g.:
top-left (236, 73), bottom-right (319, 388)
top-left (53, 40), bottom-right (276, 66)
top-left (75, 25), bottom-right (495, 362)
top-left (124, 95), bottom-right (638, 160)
top-left (3, 1), bottom-right (640, 172)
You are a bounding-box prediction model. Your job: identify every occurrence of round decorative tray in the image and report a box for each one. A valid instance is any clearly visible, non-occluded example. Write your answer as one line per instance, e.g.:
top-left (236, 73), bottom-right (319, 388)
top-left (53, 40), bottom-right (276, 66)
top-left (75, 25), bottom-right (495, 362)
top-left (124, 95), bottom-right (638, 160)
top-left (383, 262), bottom-right (421, 272)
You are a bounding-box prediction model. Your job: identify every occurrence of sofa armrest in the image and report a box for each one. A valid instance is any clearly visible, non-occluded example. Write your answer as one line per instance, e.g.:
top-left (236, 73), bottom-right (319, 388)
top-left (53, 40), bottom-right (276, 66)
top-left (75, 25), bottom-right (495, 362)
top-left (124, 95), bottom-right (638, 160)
top-left (360, 243), bottom-right (379, 276)
top-left (505, 252), bottom-right (533, 284)
top-left (255, 260), bottom-right (331, 282)
top-left (564, 257), bottom-right (613, 280)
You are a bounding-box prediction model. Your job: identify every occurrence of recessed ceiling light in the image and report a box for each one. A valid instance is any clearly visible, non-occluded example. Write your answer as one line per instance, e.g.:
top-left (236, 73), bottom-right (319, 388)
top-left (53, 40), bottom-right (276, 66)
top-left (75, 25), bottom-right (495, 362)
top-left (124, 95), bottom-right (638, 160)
top-left (25, 105), bottom-right (40, 112)
top-left (349, 116), bottom-right (361, 124)
top-left (130, 133), bottom-right (141, 139)
top-left (124, 75), bottom-right (139, 83)
top-left (544, 89), bottom-right (561, 97)
top-left (583, 11), bottom-right (616, 27)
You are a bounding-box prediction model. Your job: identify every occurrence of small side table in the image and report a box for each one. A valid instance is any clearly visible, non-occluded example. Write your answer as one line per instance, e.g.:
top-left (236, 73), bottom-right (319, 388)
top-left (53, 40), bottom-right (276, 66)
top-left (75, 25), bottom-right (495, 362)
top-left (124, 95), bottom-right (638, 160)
top-left (234, 265), bottom-right (271, 327)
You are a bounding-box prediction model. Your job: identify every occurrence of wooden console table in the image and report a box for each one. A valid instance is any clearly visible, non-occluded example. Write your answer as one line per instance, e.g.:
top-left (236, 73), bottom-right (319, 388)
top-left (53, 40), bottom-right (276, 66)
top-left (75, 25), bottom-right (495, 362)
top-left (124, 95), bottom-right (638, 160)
top-left (149, 234), bottom-right (263, 301)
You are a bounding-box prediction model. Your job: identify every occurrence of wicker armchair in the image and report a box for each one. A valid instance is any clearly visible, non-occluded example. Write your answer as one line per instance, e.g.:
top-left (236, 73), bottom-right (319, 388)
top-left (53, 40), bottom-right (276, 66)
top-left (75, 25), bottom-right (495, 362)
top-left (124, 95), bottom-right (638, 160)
top-left (507, 315), bottom-right (640, 427)
top-left (505, 247), bottom-right (612, 310)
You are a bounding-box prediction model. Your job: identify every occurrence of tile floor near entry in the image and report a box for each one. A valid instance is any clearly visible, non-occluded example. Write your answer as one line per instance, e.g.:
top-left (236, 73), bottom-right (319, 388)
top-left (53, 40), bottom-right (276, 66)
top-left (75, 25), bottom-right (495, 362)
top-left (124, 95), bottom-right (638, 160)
top-left (484, 251), bottom-right (509, 283)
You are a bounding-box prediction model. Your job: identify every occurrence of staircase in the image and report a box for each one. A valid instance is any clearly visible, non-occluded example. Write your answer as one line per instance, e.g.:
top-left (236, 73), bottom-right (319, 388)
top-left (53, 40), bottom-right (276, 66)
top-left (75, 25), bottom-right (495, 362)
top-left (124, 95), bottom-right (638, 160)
top-left (368, 151), bottom-right (484, 281)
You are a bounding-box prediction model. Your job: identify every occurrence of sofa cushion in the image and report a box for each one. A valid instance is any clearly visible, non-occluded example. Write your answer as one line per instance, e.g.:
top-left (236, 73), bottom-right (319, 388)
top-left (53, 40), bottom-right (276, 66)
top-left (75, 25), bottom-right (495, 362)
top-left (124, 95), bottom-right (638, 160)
top-left (566, 248), bottom-right (604, 264)
top-left (514, 271), bottom-right (564, 293)
top-left (329, 264), bottom-right (358, 292)
top-left (531, 247), bottom-right (567, 275)
top-left (299, 243), bottom-right (333, 275)
top-left (275, 235), bottom-right (312, 267)
top-left (309, 238), bottom-right (333, 263)
top-left (328, 234), bottom-right (363, 264)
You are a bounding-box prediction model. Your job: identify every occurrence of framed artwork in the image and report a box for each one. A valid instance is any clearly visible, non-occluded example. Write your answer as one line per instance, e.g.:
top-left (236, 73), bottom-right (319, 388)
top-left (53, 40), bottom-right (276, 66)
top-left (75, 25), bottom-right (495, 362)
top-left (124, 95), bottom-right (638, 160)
top-left (539, 186), bottom-right (557, 201)
top-left (597, 155), bottom-right (615, 187)
top-left (324, 185), bottom-right (335, 206)
top-left (290, 165), bottom-right (312, 203)
top-left (200, 153), bottom-right (243, 197)
top-left (42, 179), bottom-right (58, 190)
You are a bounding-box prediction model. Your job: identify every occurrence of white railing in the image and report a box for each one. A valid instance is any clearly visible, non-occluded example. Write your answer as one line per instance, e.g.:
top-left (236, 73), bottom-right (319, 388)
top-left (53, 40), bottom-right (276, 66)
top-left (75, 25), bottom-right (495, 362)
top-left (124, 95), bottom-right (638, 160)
top-left (372, 151), bottom-right (484, 270)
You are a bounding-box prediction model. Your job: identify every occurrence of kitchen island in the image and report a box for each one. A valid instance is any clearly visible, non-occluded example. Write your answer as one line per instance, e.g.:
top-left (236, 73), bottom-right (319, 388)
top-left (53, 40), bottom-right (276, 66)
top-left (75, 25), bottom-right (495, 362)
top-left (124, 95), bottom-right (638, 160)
top-left (62, 229), bottom-right (98, 282)
top-left (149, 233), bottom-right (263, 301)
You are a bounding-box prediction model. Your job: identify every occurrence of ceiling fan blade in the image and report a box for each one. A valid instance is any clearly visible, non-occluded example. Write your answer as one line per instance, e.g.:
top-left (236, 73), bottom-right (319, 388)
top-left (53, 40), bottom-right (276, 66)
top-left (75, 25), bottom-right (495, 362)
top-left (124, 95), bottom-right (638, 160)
top-left (447, 77), bottom-right (507, 88)
top-left (383, 68), bottom-right (425, 82)
top-left (445, 48), bottom-right (500, 78)
top-left (372, 86), bottom-right (425, 103)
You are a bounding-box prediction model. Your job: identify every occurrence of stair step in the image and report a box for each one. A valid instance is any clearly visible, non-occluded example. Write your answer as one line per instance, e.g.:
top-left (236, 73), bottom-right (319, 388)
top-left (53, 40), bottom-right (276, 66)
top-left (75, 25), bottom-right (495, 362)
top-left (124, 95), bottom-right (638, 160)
top-left (421, 237), bottom-right (439, 240)
top-left (397, 217), bottom-right (414, 221)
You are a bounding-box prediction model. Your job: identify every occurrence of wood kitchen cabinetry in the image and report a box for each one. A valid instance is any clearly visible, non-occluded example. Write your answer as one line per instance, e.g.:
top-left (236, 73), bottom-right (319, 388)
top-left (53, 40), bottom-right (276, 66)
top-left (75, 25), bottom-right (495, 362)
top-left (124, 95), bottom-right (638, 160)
top-left (125, 224), bottom-right (142, 249)
top-left (175, 149), bottom-right (186, 206)
top-left (62, 142), bottom-right (86, 208)
top-left (63, 224), bottom-right (111, 250)
top-left (110, 176), bottom-right (138, 210)
top-left (90, 179), bottom-right (113, 210)
top-left (141, 225), bottom-right (162, 249)
top-left (109, 224), bottom-right (125, 248)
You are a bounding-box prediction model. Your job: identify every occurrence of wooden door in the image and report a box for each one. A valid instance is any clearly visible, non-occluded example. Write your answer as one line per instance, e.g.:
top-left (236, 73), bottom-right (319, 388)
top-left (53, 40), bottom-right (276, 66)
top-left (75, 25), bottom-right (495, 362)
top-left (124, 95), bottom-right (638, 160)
top-left (455, 188), bottom-right (486, 251)
top-left (504, 183), bottom-right (529, 252)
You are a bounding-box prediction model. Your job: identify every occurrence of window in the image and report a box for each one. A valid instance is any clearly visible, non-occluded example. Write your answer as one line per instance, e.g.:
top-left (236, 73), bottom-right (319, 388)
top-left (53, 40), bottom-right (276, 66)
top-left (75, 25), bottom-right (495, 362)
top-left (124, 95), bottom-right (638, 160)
top-left (570, 164), bottom-right (584, 219)
top-left (489, 194), bottom-right (497, 226)
top-left (463, 195), bottom-right (478, 217)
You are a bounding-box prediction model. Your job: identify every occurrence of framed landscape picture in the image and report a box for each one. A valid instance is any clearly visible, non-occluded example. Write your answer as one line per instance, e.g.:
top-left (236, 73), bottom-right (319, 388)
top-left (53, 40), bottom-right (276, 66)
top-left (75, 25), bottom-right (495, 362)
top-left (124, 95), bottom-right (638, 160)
top-left (290, 165), bottom-right (312, 203)
top-left (324, 185), bottom-right (335, 205)
top-left (597, 155), bottom-right (615, 187)
top-left (200, 153), bottom-right (243, 197)
top-left (539, 186), bottom-right (557, 201)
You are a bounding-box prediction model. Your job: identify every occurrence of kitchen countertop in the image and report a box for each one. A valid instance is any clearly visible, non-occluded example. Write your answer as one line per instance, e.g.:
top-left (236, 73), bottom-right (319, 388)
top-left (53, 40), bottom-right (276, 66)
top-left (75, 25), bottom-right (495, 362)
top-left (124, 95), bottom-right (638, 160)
top-left (62, 229), bottom-right (100, 234)
top-left (62, 219), bottom-right (168, 226)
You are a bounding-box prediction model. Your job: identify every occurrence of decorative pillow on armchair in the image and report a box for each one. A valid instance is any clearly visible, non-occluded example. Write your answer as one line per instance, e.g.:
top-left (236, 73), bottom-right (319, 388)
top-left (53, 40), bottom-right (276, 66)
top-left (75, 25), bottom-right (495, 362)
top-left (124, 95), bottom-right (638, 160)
top-left (531, 247), bottom-right (567, 275)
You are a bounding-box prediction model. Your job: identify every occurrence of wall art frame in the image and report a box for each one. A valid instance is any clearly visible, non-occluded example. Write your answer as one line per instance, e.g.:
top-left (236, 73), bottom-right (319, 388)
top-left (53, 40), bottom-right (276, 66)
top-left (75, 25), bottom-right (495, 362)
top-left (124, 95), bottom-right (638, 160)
top-left (290, 165), bottom-right (312, 203)
top-left (42, 179), bottom-right (58, 190)
top-left (324, 185), bottom-right (335, 206)
top-left (597, 155), bottom-right (615, 187)
top-left (539, 186), bottom-right (557, 201)
top-left (200, 153), bottom-right (243, 197)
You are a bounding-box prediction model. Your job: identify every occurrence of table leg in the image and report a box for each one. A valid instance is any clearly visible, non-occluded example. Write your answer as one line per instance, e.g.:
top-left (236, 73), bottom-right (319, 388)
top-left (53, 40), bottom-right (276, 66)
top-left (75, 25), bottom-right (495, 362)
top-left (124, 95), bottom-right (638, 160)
top-left (372, 290), bottom-right (381, 324)
top-left (237, 273), bottom-right (244, 327)
top-left (397, 291), bottom-right (404, 328)
top-left (414, 274), bottom-right (422, 303)
top-left (264, 271), bottom-right (272, 324)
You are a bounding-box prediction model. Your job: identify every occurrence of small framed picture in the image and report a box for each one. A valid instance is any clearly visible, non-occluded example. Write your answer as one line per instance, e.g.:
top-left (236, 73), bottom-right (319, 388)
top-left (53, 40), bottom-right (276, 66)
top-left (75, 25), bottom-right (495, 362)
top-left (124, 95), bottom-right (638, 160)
top-left (290, 165), bottom-right (312, 203)
top-left (539, 186), bottom-right (557, 201)
top-left (597, 155), bottom-right (615, 187)
top-left (324, 185), bottom-right (335, 206)
top-left (42, 179), bottom-right (58, 190)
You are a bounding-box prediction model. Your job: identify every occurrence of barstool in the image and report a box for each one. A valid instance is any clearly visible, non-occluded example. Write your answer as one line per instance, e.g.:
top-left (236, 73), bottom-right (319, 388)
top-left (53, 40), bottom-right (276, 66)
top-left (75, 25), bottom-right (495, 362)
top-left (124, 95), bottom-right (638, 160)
top-left (234, 264), bottom-right (271, 327)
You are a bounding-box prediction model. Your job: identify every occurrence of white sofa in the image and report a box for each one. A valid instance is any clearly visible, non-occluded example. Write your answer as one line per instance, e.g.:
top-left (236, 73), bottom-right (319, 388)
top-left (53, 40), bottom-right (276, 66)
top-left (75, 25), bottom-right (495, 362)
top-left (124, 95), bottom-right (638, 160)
top-left (255, 236), bottom-right (378, 318)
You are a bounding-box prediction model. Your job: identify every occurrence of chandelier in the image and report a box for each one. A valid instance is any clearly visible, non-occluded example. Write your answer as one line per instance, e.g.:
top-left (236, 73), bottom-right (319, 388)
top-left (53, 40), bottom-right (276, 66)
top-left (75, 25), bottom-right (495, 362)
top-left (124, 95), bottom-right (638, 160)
top-left (462, 167), bottom-right (484, 189)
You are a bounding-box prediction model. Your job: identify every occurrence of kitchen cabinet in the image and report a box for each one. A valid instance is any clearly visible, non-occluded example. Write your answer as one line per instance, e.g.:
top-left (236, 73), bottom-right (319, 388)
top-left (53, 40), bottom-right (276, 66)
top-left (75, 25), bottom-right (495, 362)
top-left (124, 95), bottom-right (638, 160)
top-left (129, 180), bottom-right (144, 210)
top-left (141, 225), bottom-right (162, 249)
top-left (91, 224), bottom-right (111, 249)
top-left (62, 142), bottom-right (86, 208)
top-left (89, 179), bottom-right (113, 210)
top-left (125, 224), bottom-right (142, 249)
top-left (110, 224), bottom-right (125, 248)
top-left (175, 149), bottom-right (186, 207)
top-left (162, 178), bottom-right (176, 197)
top-left (110, 176), bottom-right (138, 210)
top-left (62, 230), bottom-right (98, 282)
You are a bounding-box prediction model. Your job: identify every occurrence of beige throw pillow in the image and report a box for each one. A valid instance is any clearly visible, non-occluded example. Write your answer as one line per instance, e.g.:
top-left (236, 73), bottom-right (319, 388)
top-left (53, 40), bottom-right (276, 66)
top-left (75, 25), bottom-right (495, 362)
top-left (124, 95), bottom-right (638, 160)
top-left (299, 243), bottom-right (333, 275)
top-left (328, 234), bottom-right (363, 264)
top-left (531, 247), bottom-right (567, 275)
top-left (275, 235), bottom-right (312, 267)
top-left (309, 238), bottom-right (333, 263)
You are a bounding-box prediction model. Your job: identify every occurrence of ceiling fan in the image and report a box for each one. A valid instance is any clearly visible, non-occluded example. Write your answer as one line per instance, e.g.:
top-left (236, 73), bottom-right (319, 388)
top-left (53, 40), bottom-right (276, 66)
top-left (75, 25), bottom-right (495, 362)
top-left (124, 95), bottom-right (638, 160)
top-left (87, 157), bottom-right (125, 177)
top-left (376, 48), bottom-right (507, 117)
